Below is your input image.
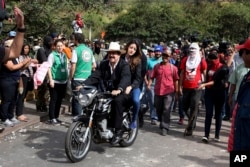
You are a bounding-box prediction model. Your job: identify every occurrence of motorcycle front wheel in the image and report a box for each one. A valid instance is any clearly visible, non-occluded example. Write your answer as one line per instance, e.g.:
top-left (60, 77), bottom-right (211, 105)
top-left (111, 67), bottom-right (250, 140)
top-left (119, 112), bottom-right (138, 147)
top-left (65, 121), bottom-right (91, 163)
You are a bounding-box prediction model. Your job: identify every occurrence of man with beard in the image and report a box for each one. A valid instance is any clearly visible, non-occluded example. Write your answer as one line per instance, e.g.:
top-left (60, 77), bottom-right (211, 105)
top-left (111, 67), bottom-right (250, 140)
top-left (179, 43), bottom-right (207, 136)
top-left (144, 45), bottom-right (163, 125)
top-left (93, 40), bottom-right (105, 70)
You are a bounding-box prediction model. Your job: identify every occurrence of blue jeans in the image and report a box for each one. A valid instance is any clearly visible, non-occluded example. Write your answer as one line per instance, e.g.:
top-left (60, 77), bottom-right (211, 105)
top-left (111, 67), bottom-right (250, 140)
top-left (178, 94), bottom-right (184, 119)
top-left (147, 85), bottom-right (158, 120)
top-left (71, 80), bottom-right (85, 116)
top-left (204, 88), bottom-right (225, 138)
top-left (131, 88), bottom-right (141, 122)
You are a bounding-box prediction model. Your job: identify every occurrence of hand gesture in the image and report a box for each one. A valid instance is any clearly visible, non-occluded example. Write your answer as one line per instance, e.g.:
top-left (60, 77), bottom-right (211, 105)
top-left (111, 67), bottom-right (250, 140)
top-left (13, 7), bottom-right (25, 28)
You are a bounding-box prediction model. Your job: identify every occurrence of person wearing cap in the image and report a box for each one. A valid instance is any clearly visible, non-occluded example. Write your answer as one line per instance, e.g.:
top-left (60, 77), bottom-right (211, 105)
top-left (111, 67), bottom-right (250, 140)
top-left (72, 13), bottom-right (84, 34)
top-left (83, 42), bottom-right (131, 145)
top-left (228, 40), bottom-right (250, 122)
top-left (144, 44), bottom-right (163, 125)
top-left (69, 33), bottom-right (94, 116)
top-left (179, 42), bottom-right (207, 136)
top-left (4, 31), bottom-right (16, 47)
top-left (147, 50), bottom-right (179, 136)
top-left (228, 38), bottom-right (250, 151)
top-left (197, 47), bottom-right (229, 143)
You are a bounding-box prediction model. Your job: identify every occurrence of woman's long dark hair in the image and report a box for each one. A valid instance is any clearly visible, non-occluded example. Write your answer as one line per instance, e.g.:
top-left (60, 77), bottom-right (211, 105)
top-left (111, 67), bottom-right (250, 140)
top-left (125, 39), bottom-right (142, 71)
top-left (21, 43), bottom-right (31, 56)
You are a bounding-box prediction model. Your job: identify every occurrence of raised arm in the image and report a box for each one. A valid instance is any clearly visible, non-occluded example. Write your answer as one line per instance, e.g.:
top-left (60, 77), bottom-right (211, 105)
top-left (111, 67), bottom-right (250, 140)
top-left (3, 7), bottom-right (25, 62)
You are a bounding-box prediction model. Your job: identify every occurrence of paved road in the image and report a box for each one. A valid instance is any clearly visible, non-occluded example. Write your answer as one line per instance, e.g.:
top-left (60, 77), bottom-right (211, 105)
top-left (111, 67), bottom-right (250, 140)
top-left (0, 102), bottom-right (230, 167)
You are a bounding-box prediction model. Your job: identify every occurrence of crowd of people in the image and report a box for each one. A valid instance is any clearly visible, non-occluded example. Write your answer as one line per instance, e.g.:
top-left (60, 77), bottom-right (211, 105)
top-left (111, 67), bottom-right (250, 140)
top-left (0, 7), bottom-right (250, 150)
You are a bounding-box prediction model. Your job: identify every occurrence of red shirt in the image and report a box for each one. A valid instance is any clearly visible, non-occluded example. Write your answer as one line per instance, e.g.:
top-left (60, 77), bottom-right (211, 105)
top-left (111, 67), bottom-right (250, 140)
top-left (150, 63), bottom-right (179, 96)
top-left (180, 57), bottom-right (207, 89)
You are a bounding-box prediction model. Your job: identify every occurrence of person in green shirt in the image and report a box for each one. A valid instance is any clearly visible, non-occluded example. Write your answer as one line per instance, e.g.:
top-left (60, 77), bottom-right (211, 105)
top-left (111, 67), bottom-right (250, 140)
top-left (69, 33), bottom-right (94, 116)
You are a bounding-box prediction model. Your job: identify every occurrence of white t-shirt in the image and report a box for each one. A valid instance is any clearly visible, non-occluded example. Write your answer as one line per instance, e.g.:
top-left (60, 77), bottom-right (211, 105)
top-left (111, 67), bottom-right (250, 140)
top-left (72, 20), bottom-right (82, 34)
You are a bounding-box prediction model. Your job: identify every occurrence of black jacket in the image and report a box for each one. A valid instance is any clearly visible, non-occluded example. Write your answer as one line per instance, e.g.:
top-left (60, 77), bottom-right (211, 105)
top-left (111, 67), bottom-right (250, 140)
top-left (121, 54), bottom-right (142, 89)
top-left (84, 58), bottom-right (131, 92)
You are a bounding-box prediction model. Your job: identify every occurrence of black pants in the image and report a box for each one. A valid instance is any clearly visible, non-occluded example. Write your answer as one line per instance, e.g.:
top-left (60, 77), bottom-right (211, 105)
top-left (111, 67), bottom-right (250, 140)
top-left (109, 93), bottom-right (132, 130)
top-left (0, 77), bottom-right (18, 121)
top-left (182, 88), bottom-right (202, 130)
top-left (48, 83), bottom-right (67, 120)
top-left (16, 76), bottom-right (31, 117)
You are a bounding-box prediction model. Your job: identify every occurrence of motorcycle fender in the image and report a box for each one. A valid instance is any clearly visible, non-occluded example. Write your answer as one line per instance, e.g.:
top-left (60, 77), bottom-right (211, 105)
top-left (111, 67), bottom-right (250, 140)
top-left (72, 115), bottom-right (89, 126)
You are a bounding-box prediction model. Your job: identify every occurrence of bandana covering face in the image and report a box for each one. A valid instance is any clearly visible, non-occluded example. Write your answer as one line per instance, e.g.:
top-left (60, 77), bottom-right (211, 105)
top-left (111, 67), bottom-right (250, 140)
top-left (185, 43), bottom-right (201, 81)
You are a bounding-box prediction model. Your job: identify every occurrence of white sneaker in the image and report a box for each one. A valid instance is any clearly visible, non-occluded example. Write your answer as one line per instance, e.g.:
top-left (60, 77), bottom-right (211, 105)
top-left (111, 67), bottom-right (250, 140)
top-left (3, 119), bottom-right (14, 127)
top-left (10, 117), bottom-right (20, 124)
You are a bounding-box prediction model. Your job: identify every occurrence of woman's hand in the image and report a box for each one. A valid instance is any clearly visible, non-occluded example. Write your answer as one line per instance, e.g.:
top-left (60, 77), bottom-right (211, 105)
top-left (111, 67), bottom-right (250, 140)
top-left (111, 90), bottom-right (121, 96)
top-left (198, 83), bottom-right (205, 90)
top-left (49, 79), bottom-right (54, 88)
top-left (125, 86), bottom-right (132, 94)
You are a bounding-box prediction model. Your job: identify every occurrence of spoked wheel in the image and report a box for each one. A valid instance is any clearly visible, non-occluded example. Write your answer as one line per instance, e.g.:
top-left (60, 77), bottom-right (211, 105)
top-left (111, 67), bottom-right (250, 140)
top-left (119, 112), bottom-right (138, 147)
top-left (65, 121), bottom-right (91, 163)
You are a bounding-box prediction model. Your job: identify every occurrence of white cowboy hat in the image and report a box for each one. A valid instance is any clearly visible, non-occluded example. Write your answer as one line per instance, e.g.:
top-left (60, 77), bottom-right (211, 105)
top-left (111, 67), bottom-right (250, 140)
top-left (107, 42), bottom-right (121, 53)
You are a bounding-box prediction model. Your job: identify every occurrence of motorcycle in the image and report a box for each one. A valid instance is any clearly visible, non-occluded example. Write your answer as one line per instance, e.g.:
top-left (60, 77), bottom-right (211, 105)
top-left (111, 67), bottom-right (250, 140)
top-left (65, 85), bottom-right (139, 163)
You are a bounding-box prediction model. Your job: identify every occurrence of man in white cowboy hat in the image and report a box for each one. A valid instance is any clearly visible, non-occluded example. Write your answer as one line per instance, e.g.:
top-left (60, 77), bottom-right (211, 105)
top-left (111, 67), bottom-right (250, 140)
top-left (84, 42), bottom-right (132, 144)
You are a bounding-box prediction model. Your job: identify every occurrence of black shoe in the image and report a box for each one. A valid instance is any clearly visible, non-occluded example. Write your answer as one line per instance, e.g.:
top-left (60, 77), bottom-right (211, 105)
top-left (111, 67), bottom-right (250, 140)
top-left (223, 116), bottom-right (230, 121)
top-left (185, 129), bottom-right (193, 136)
top-left (37, 106), bottom-right (47, 112)
top-left (56, 118), bottom-right (62, 124)
top-left (111, 130), bottom-right (122, 145)
top-left (139, 115), bottom-right (144, 128)
top-left (0, 127), bottom-right (4, 133)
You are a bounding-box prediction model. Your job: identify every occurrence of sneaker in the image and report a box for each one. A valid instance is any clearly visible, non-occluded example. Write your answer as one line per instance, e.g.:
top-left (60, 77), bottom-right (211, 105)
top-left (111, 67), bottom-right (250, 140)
top-left (48, 119), bottom-right (60, 125)
top-left (178, 118), bottom-right (184, 125)
top-left (202, 136), bottom-right (209, 143)
top-left (3, 119), bottom-right (14, 127)
top-left (10, 117), bottom-right (20, 124)
top-left (130, 121), bottom-right (137, 129)
top-left (161, 128), bottom-right (168, 136)
top-left (151, 120), bottom-right (157, 125)
top-left (56, 118), bottom-right (62, 124)
top-left (214, 137), bottom-right (220, 142)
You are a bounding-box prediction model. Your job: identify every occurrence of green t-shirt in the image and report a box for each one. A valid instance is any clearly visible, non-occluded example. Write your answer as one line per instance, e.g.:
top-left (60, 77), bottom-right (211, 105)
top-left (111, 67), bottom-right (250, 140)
top-left (229, 63), bottom-right (250, 100)
top-left (74, 44), bottom-right (93, 80)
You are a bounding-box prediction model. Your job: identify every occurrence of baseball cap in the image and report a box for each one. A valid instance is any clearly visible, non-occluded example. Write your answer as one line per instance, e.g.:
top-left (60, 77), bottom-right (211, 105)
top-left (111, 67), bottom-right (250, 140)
top-left (9, 31), bottom-right (16, 37)
top-left (235, 38), bottom-right (250, 50)
top-left (154, 45), bottom-right (163, 53)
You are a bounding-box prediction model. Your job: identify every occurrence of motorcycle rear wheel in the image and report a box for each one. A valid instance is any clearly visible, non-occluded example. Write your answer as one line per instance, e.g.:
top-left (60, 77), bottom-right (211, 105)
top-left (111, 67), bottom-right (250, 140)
top-left (65, 121), bottom-right (91, 163)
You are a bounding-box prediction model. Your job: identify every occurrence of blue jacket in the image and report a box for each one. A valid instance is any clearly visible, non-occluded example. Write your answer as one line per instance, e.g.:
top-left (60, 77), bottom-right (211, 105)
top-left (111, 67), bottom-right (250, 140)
top-left (232, 70), bottom-right (250, 150)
